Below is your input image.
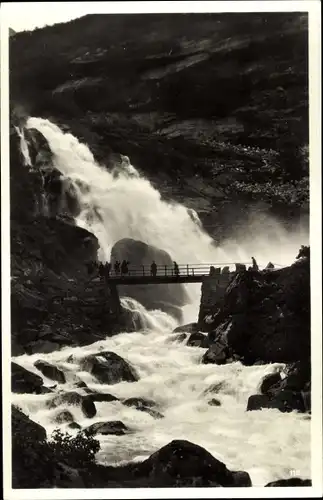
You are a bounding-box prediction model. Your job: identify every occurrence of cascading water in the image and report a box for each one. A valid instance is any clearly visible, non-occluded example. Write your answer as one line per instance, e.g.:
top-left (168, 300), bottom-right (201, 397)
top-left (13, 118), bottom-right (311, 486)
top-left (24, 117), bottom-right (308, 314)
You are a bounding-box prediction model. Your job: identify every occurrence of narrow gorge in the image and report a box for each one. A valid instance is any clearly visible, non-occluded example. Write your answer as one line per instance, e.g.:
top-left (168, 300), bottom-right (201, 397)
top-left (8, 12), bottom-right (311, 490)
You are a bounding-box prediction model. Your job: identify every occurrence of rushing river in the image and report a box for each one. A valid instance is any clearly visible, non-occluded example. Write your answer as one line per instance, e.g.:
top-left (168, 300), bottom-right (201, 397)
top-left (12, 117), bottom-right (311, 486)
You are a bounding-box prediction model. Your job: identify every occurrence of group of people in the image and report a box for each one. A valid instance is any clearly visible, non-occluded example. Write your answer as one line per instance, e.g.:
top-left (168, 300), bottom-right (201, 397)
top-left (87, 259), bottom-right (180, 279)
top-left (150, 261), bottom-right (179, 277)
top-left (86, 260), bottom-right (130, 278)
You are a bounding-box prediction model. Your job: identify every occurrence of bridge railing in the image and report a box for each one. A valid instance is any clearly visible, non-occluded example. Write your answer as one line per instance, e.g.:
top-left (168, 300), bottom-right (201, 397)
top-left (99, 262), bottom-right (284, 278)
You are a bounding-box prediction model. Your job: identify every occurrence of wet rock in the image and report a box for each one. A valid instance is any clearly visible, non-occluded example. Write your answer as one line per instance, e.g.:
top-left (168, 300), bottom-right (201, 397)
top-left (202, 343), bottom-right (229, 365)
top-left (54, 461), bottom-right (85, 488)
top-left (169, 333), bottom-right (187, 343)
top-left (34, 360), bottom-right (66, 384)
top-left (231, 471), bottom-right (252, 487)
top-left (80, 351), bottom-right (139, 384)
top-left (12, 405), bottom-right (47, 441)
top-left (68, 422), bottom-right (82, 430)
top-left (135, 439), bottom-right (251, 487)
top-left (203, 381), bottom-right (226, 395)
top-left (187, 332), bottom-right (209, 348)
top-left (301, 390), bottom-right (311, 413)
top-left (265, 478), bottom-right (311, 486)
top-left (269, 389), bottom-right (306, 413)
top-left (123, 397), bottom-right (163, 419)
top-left (90, 393), bottom-right (120, 403)
top-left (208, 398), bottom-right (221, 406)
top-left (84, 420), bottom-right (129, 436)
top-left (40, 386), bottom-right (54, 394)
top-left (81, 396), bottom-right (97, 418)
top-left (260, 372), bottom-right (282, 395)
top-left (247, 394), bottom-right (271, 411)
top-left (47, 391), bottom-right (83, 409)
top-left (54, 410), bottom-right (74, 424)
top-left (247, 390), bottom-right (305, 413)
top-left (74, 380), bottom-right (88, 389)
top-left (12, 362), bottom-right (44, 394)
top-left (173, 323), bottom-right (198, 334)
top-left (123, 397), bottom-right (156, 409)
top-left (198, 254), bottom-right (310, 366)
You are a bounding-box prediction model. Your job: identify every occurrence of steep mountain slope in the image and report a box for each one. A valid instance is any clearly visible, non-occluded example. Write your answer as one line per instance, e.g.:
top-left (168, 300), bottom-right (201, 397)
top-left (10, 13), bottom-right (309, 239)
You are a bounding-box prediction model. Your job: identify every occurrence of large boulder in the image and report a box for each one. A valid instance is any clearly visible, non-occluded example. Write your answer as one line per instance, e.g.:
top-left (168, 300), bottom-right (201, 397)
top-left (202, 342), bottom-right (231, 365)
top-left (34, 360), bottom-right (66, 384)
top-left (173, 323), bottom-right (198, 334)
top-left (265, 478), bottom-right (311, 487)
top-left (84, 420), bottom-right (129, 436)
top-left (110, 238), bottom-right (189, 321)
top-left (123, 397), bottom-right (163, 419)
top-left (187, 332), bottom-right (209, 348)
top-left (81, 396), bottom-right (97, 418)
top-left (135, 440), bottom-right (252, 487)
top-left (90, 393), bottom-right (120, 403)
top-left (80, 351), bottom-right (139, 384)
top-left (47, 391), bottom-right (84, 409)
top-left (12, 362), bottom-right (44, 394)
top-left (260, 372), bottom-right (282, 394)
top-left (12, 406), bottom-right (47, 441)
top-left (198, 253), bottom-right (310, 366)
top-left (248, 361), bottom-right (310, 413)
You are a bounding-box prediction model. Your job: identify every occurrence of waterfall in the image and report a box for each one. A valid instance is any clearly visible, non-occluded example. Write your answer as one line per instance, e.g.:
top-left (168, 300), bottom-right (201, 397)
top-left (12, 118), bottom-right (310, 486)
top-left (24, 117), bottom-right (308, 317)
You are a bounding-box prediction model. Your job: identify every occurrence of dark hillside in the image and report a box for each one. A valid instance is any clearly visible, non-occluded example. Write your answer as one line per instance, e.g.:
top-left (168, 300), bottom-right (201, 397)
top-left (10, 13), bottom-right (309, 238)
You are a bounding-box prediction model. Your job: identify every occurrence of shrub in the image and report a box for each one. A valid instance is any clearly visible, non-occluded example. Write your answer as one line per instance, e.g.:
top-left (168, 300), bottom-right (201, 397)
top-left (12, 424), bottom-right (100, 488)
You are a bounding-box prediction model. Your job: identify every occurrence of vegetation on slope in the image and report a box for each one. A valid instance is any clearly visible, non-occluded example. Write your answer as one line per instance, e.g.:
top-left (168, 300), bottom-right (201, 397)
top-left (10, 13), bottom-right (309, 233)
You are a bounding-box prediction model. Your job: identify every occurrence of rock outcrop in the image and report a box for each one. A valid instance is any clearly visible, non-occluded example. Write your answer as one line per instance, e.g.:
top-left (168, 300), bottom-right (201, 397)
top-left (84, 420), bottom-right (129, 436)
top-left (247, 361), bottom-right (311, 413)
top-left (80, 351), bottom-right (139, 384)
top-left (134, 440), bottom-right (252, 487)
top-left (110, 238), bottom-right (189, 320)
top-left (198, 252), bottom-right (310, 367)
top-left (123, 397), bottom-right (164, 419)
top-left (12, 362), bottom-right (44, 394)
top-left (12, 406), bottom-right (47, 442)
top-left (10, 123), bottom-right (135, 357)
top-left (265, 478), bottom-right (311, 487)
top-left (34, 360), bottom-right (66, 384)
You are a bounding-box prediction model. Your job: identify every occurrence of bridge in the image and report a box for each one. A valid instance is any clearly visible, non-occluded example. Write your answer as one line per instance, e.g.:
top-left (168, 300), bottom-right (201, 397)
top-left (99, 262), bottom-right (283, 286)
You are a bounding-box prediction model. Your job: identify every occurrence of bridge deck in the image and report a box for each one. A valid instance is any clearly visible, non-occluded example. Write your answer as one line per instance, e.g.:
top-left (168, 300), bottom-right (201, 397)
top-left (105, 274), bottom-right (208, 285)
top-left (97, 262), bottom-right (282, 286)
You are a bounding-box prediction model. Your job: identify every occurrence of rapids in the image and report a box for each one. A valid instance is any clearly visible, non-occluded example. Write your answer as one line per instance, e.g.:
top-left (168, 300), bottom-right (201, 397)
top-left (12, 117), bottom-right (311, 486)
top-left (12, 298), bottom-right (310, 486)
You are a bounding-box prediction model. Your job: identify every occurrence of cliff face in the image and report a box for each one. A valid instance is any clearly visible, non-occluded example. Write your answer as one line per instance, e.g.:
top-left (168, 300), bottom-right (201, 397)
top-left (10, 126), bottom-right (132, 356)
top-left (10, 13), bottom-right (309, 240)
top-left (198, 255), bottom-right (310, 366)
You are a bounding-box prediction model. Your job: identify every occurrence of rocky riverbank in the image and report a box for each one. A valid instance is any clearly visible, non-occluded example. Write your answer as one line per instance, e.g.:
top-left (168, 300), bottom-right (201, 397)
top-left (178, 247), bottom-right (311, 414)
top-left (12, 404), bottom-right (311, 488)
top-left (10, 124), bottom-right (136, 357)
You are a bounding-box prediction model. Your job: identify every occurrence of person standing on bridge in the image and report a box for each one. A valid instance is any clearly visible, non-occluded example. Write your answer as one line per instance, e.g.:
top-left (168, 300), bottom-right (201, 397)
top-left (173, 261), bottom-right (179, 276)
top-left (114, 261), bottom-right (120, 275)
top-left (121, 260), bottom-right (129, 276)
top-left (151, 260), bottom-right (157, 277)
top-left (251, 256), bottom-right (259, 271)
top-left (105, 262), bottom-right (111, 277)
top-left (99, 262), bottom-right (105, 278)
